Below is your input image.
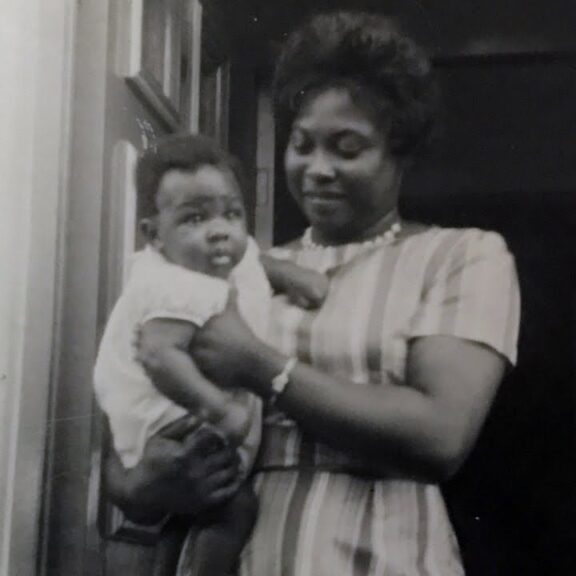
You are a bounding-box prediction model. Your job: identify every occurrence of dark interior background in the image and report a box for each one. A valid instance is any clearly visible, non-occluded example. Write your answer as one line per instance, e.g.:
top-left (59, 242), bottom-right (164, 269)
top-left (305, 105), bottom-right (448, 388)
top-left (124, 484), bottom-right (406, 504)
top-left (206, 1), bottom-right (576, 573)
top-left (404, 56), bottom-right (576, 576)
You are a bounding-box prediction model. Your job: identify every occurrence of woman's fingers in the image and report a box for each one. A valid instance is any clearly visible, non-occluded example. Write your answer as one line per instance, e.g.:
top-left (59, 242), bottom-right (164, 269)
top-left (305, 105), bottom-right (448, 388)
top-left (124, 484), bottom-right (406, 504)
top-left (181, 423), bottom-right (229, 456)
top-left (201, 446), bottom-right (239, 475)
top-left (179, 422), bottom-right (240, 483)
top-left (184, 436), bottom-right (240, 484)
top-left (199, 464), bottom-right (243, 509)
top-left (125, 421), bottom-right (243, 517)
top-left (180, 445), bottom-right (240, 512)
top-left (203, 464), bottom-right (240, 492)
top-left (204, 481), bottom-right (243, 508)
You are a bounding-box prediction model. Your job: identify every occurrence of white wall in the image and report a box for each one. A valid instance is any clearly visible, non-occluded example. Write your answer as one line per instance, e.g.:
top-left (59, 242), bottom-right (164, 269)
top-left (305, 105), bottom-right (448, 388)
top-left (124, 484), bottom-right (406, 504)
top-left (0, 0), bottom-right (76, 574)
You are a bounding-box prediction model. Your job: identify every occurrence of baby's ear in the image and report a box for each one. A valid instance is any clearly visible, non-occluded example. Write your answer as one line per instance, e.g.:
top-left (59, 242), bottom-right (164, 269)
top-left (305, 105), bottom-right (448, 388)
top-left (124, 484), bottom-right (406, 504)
top-left (139, 217), bottom-right (158, 242)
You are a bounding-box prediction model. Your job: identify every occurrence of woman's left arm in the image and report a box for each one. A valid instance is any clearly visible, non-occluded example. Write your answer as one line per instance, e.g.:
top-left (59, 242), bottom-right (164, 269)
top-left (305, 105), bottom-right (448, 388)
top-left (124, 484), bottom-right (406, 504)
top-left (262, 335), bottom-right (505, 481)
top-left (192, 300), bottom-right (506, 483)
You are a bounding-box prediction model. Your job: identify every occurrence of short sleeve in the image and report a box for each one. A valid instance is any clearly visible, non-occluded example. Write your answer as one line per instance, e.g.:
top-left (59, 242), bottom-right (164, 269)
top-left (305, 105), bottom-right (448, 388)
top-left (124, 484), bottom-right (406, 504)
top-left (409, 230), bottom-right (521, 365)
top-left (128, 249), bottom-right (229, 327)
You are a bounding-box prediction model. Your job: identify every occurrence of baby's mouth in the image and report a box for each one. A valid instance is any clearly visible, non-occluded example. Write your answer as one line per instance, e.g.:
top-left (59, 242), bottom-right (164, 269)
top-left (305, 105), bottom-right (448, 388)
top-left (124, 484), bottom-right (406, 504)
top-left (209, 252), bottom-right (234, 267)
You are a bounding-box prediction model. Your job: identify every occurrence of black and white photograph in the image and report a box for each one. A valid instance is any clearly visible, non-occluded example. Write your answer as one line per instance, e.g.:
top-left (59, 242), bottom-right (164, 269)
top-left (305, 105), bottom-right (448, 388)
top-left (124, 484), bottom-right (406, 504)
top-left (1, 1), bottom-right (576, 575)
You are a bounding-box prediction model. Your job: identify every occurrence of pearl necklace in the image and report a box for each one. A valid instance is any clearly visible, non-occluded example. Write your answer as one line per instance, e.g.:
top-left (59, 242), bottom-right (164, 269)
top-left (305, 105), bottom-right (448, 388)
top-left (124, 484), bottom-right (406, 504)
top-left (301, 220), bottom-right (403, 250)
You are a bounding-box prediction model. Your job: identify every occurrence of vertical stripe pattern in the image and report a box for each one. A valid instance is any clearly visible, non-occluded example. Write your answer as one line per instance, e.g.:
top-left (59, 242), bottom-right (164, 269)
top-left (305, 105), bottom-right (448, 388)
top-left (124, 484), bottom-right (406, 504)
top-left (178, 225), bottom-right (520, 576)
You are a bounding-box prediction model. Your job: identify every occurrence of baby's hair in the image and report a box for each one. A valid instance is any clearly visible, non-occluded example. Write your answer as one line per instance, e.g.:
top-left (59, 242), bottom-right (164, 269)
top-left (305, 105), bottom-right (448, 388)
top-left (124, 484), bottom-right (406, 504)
top-left (136, 133), bottom-right (246, 218)
top-left (273, 11), bottom-right (440, 158)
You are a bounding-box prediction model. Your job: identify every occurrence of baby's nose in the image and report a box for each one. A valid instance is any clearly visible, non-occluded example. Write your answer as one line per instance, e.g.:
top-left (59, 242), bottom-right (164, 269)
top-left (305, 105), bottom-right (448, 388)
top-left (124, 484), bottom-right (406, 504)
top-left (207, 220), bottom-right (231, 242)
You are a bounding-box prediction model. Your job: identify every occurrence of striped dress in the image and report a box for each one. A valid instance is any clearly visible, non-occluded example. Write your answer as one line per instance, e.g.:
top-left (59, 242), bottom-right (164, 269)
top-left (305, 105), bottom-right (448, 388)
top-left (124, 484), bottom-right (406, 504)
top-left (179, 223), bottom-right (520, 576)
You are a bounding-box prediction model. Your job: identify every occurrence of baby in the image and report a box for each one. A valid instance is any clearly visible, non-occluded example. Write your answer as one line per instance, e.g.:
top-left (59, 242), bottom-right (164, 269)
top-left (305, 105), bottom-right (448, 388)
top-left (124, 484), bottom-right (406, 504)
top-left (94, 133), bottom-right (327, 576)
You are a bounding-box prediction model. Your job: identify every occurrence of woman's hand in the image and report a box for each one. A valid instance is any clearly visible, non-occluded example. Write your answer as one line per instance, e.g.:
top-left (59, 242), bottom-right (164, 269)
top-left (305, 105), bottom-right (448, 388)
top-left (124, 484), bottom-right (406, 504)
top-left (105, 418), bottom-right (241, 523)
top-left (191, 291), bottom-right (264, 389)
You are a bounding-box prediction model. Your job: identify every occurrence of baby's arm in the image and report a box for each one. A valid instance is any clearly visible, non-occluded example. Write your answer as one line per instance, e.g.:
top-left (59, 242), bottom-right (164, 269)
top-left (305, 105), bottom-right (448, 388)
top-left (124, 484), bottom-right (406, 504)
top-left (138, 318), bottom-right (249, 444)
top-left (261, 254), bottom-right (329, 309)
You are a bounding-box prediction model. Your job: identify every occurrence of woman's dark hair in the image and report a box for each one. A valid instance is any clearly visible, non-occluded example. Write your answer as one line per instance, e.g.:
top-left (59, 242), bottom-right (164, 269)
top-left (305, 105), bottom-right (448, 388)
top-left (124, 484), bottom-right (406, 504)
top-left (135, 133), bottom-right (245, 218)
top-left (273, 11), bottom-right (440, 158)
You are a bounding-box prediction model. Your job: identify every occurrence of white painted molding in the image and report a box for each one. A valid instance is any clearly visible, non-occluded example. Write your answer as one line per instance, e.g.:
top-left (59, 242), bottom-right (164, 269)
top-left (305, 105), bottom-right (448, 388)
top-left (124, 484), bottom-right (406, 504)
top-left (113, 140), bottom-right (139, 290)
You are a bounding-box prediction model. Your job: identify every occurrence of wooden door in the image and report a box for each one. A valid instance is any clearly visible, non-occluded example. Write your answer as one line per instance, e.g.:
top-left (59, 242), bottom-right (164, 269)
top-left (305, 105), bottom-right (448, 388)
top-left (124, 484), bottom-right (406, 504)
top-left (97, 0), bottom-right (204, 572)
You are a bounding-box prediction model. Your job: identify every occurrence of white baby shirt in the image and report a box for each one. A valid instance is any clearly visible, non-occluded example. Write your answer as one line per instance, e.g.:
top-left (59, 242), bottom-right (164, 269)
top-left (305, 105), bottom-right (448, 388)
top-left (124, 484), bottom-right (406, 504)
top-left (94, 238), bottom-right (270, 469)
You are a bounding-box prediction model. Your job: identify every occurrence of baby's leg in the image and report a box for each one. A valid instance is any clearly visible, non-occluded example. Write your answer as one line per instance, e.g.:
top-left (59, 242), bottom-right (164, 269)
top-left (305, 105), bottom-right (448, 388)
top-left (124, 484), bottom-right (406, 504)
top-left (188, 483), bottom-right (258, 576)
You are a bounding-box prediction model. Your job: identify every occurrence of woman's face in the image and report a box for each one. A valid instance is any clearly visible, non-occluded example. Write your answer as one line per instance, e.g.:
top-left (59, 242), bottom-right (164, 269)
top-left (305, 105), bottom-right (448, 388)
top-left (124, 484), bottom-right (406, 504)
top-left (284, 87), bottom-right (403, 244)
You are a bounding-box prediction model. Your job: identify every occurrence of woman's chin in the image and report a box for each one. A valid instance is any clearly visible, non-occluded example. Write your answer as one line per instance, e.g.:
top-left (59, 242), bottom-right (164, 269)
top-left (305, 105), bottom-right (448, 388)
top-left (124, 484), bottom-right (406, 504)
top-left (304, 204), bottom-right (351, 235)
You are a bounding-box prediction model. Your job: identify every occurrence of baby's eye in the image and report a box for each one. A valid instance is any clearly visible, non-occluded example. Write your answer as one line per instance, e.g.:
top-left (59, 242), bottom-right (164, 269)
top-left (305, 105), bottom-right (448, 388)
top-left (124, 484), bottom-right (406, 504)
top-left (182, 212), bottom-right (205, 224)
top-left (225, 208), bottom-right (244, 220)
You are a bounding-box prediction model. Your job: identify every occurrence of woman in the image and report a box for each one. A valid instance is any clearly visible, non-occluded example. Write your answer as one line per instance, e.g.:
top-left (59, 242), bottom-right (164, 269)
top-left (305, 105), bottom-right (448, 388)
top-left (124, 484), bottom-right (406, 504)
top-left (107, 11), bottom-right (520, 575)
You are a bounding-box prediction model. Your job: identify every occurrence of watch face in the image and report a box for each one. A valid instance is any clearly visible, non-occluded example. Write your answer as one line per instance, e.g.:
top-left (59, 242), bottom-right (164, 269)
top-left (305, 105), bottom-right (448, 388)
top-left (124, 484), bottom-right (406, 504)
top-left (271, 357), bottom-right (298, 396)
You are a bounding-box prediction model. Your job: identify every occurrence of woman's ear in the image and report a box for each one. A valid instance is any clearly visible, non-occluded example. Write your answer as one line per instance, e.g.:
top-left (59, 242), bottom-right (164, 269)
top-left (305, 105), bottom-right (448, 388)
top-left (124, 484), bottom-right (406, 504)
top-left (139, 217), bottom-right (159, 244)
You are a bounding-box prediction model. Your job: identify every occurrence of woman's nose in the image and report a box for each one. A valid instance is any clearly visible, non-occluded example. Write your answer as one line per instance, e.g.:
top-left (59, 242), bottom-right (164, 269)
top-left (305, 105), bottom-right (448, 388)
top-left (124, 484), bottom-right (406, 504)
top-left (305, 150), bottom-right (335, 181)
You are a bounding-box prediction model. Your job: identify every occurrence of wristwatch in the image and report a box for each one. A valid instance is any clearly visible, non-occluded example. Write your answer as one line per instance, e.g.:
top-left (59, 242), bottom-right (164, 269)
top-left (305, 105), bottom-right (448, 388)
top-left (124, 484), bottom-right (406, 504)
top-left (269, 357), bottom-right (297, 404)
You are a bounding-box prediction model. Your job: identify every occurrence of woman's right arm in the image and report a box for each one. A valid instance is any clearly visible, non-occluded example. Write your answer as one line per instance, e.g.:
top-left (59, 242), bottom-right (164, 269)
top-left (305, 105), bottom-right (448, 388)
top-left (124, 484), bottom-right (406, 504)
top-left (104, 418), bottom-right (241, 523)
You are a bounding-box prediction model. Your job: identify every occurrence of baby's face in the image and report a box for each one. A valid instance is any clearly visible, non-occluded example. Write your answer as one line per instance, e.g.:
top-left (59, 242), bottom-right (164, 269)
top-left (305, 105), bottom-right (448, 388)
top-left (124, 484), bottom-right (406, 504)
top-left (153, 165), bottom-right (248, 279)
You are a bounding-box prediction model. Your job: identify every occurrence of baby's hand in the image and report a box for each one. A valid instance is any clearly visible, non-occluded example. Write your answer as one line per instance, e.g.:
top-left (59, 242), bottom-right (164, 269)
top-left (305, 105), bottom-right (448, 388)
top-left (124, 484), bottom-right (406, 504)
top-left (285, 266), bottom-right (329, 310)
top-left (261, 254), bottom-right (329, 310)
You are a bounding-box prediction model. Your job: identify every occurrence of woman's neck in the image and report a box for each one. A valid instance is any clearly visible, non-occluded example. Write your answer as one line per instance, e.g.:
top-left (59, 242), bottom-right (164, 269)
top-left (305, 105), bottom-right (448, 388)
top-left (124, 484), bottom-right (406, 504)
top-left (310, 208), bottom-right (401, 247)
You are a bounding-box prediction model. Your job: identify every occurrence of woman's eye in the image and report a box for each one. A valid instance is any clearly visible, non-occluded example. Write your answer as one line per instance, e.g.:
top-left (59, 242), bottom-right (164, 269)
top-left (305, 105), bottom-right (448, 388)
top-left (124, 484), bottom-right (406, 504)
top-left (289, 131), bottom-right (312, 154)
top-left (335, 136), bottom-right (364, 157)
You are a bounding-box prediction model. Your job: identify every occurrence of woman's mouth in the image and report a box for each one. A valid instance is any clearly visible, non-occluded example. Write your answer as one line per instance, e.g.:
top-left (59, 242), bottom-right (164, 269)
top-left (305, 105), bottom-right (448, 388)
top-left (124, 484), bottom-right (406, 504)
top-left (303, 192), bottom-right (347, 208)
top-left (304, 187), bottom-right (345, 198)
